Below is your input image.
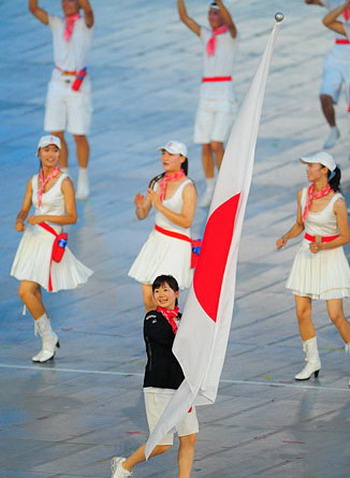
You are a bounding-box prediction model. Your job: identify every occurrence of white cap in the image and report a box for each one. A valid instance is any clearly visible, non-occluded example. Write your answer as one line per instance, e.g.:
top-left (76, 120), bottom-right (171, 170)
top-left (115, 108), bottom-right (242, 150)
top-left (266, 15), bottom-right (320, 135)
top-left (299, 151), bottom-right (336, 172)
top-left (208, 0), bottom-right (232, 11)
top-left (157, 140), bottom-right (188, 158)
top-left (37, 135), bottom-right (61, 155)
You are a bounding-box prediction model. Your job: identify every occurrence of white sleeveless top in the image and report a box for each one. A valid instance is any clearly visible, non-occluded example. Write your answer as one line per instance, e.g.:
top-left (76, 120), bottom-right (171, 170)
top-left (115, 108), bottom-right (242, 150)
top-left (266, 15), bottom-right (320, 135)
top-left (49, 15), bottom-right (93, 72)
top-left (32, 173), bottom-right (68, 226)
top-left (199, 26), bottom-right (237, 100)
top-left (154, 179), bottom-right (193, 236)
top-left (301, 187), bottom-right (342, 237)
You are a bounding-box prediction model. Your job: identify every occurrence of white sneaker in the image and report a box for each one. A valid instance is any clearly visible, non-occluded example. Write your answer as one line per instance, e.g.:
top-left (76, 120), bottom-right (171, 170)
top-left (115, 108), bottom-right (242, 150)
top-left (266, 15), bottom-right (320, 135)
top-left (111, 457), bottom-right (132, 478)
top-left (76, 168), bottom-right (90, 200)
top-left (323, 127), bottom-right (340, 149)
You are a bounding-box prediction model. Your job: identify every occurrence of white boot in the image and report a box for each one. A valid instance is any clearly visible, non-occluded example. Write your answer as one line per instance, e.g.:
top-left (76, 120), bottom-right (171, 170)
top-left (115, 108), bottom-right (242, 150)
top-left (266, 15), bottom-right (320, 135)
top-left (76, 167), bottom-right (90, 200)
top-left (345, 343), bottom-right (350, 387)
top-left (32, 314), bottom-right (60, 363)
top-left (323, 126), bottom-right (340, 149)
top-left (295, 337), bottom-right (321, 381)
top-left (200, 178), bottom-right (215, 208)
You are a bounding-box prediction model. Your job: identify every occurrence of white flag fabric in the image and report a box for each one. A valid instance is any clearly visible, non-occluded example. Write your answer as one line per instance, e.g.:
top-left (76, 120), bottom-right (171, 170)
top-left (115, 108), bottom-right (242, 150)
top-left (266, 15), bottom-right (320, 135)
top-left (145, 21), bottom-right (281, 458)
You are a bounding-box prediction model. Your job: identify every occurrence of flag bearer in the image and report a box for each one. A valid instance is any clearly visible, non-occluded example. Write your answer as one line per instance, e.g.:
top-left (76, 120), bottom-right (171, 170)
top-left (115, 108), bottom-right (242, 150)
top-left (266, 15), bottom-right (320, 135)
top-left (110, 275), bottom-right (198, 478)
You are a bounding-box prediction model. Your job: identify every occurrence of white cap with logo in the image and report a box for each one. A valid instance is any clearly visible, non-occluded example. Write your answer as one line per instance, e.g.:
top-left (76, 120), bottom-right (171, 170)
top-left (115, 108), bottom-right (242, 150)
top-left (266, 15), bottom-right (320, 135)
top-left (37, 135), bottom-right (61, 155)
top-left (299, 151), bottom-right (336, 172)
top-left (157, 140), bottom-right (188, 158)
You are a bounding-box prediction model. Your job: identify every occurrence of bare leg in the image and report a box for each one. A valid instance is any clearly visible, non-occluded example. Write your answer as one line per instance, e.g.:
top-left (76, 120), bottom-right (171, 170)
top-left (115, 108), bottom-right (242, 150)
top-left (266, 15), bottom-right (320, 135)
top-left (178, 434), bottom-right (197, 478)
top-left (295, 296), bottom-right (315, 341)
top-left (73, 134), bottom-right (89, 168)
top-left (142, 284), bottom-right (155, 311)
top-left (201, 143), bottom-right (214, 179)
top-left (51, 131), bottom-right (68, 168)
top-left (210, 141), bottom-right (224, 170)
top-left (122, 444), bottom-right (170, 472)
top-left (320, 94), bottom-right (336, 127)
top-left (18, 281), bottom-right (46, 319)
top-left (326, 299), bottom-right (350, 343)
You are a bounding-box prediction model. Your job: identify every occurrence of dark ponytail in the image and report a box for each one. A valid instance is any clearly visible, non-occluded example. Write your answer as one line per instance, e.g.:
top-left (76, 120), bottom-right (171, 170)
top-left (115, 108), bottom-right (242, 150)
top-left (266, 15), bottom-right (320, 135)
top-left (328, 166), bottom-right (341, 192)
top-left (148, 172), bottom-right (165, 190)
top-left (148, 155), bottom-right (189, 189)
top-left (181, 157), bottom-right (188, 175)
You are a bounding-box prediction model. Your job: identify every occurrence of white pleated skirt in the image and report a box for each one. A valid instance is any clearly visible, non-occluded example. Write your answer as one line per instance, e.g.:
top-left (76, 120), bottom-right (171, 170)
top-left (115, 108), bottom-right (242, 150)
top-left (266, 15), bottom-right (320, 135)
top-left (10, 225), bottom-right (93, 292)
top-left (128, 229), bottom-right (193, 289)
top-left (286, 239), bottom-right (350, 300)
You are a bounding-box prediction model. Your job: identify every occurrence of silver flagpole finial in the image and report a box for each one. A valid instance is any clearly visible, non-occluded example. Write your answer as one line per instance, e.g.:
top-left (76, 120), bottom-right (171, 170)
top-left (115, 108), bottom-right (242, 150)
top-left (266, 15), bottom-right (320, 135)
top-left (275, 12), bottom-right (284, 23)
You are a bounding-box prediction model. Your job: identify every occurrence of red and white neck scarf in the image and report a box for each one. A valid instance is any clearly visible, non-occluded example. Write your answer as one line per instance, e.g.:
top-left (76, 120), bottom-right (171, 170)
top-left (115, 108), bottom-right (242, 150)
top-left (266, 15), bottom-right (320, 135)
top-left (64, 13), bottom-right (81, 42)
top-left (159, 169), bottom-right (186, 202)
top-left (206, 25), bottom-right (228, 56)
top-left (156, 306), bottom-right (180, 334)
top-left (38, 167), bottom-right (60, 207)
top-left (302, 183), bottom-right (333, 222)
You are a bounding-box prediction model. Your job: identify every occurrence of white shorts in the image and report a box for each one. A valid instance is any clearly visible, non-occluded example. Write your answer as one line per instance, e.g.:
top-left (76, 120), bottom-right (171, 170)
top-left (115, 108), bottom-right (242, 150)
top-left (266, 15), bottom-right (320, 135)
top-left (320, 55), bottom-right (350, 105)
top-left (144, 390), bottom-right (199, 446)
top-left (194, 97), bottom-right (236, 144)
top-left (44, 74), bottom-right (92, 135)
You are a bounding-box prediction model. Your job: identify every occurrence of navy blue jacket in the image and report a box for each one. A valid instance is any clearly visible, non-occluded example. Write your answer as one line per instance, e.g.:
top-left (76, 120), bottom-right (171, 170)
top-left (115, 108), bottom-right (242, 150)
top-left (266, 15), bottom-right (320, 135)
top-left (143, 310), bottom-right (184, 389)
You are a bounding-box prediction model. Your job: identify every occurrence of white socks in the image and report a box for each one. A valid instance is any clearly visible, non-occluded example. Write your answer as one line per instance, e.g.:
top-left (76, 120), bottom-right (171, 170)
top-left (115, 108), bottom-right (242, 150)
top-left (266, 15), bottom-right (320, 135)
top-left (323, 126), bottom-right (340, 149)
top-left (200, 178), bottom-right (216, 208)
top-left (76, 167), bottom-right (90, 200)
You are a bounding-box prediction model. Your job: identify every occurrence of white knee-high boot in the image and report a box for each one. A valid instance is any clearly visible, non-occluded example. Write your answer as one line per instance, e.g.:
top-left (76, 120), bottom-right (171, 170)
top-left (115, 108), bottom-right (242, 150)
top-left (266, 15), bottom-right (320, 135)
top-left (32, 313), bottom-right (60, 363)
top-left (295, 337), bottom-right (321, 381)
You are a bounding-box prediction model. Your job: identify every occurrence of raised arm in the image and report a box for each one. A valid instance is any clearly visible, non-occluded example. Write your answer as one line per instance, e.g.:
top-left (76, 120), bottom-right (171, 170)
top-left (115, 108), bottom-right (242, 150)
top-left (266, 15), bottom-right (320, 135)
top-left (79, 0), bottom-right (94, 28)
top-left (28, 0), bottom-right (49, 25)
top-left (322, 0), bottom-right (350, 35)
top-left (177, 0), bottom-right (201, 36)
top-left (276, 190), bottom-right (305, 249)
top-left (216, 0), bottom-right (237, 38)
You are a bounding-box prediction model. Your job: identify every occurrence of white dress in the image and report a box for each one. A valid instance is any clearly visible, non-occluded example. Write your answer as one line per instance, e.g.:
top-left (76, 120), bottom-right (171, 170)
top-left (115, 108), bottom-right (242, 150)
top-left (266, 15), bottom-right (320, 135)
top-left (128, 179), bottom-right (193, 289)
top-left (11, 173), bottom-right (93, 292)
top-left (286, 188), bottom-right (350, 300)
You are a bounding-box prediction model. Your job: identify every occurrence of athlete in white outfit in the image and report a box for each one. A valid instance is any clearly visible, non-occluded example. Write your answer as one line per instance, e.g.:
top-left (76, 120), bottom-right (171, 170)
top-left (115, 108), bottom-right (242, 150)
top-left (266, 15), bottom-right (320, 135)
top-left (306, 0), bottom-right (350, 149)
top-left (177, 0), bottom-right (238, 207)
top-left (28, 0), bottom-right (94, 199)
